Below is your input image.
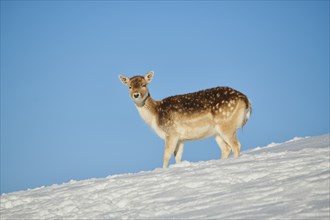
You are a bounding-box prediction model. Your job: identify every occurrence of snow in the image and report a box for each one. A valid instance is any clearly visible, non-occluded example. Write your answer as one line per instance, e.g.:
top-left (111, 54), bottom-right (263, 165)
top-left (1, 134), bottom-right (329, 219)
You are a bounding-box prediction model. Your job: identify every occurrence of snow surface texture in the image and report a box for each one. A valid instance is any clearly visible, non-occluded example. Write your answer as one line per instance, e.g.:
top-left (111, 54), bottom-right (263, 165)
top-left (1, 134), bottom-right (329, 219)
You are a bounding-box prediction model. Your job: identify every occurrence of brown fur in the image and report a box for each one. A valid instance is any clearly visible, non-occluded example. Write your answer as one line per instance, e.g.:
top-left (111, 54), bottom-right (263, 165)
top-left (119, 71), bottom-right (252, 168)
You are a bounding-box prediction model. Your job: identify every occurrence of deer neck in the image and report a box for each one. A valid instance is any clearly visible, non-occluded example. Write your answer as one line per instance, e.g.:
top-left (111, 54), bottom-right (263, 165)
top-left (135, 95), bottom-right (158, 127)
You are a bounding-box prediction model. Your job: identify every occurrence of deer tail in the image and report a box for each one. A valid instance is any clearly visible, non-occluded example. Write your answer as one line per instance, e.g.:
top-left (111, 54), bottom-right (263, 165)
top-left (242, 99), bottom-right (252, 127)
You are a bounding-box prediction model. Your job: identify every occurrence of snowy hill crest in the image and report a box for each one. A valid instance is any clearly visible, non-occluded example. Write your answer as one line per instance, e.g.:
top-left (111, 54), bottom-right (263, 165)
top-left (1, 135), bottom-right (329, 219)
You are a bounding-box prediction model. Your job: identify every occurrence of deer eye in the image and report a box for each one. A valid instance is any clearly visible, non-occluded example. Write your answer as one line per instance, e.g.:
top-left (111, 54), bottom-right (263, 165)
top-left (142, 84), bottom-right (146, 88)
top-left (129, 86), bottom-right (132, 89)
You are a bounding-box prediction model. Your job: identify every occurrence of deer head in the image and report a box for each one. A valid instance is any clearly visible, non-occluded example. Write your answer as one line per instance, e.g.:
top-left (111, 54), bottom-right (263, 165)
top-left (119, 71), bottom-right (154, 107)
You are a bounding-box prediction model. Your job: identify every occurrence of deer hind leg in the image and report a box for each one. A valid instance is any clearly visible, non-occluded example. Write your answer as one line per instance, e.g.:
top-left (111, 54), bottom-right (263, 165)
top-left (229, 132), bottom-right (241, 158)
top-left (216, 125), bottom-right (241, 158)
top-left (215, 135), bottom-right (231, 159)
top-left (163, 136), bottom-right (179, 168)
top-left (174, 142), bottom-right (184, 164)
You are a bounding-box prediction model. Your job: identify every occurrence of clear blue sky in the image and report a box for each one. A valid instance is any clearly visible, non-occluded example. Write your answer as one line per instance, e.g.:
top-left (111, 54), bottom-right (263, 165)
top-left (1, 1), bottom-right (329, 194)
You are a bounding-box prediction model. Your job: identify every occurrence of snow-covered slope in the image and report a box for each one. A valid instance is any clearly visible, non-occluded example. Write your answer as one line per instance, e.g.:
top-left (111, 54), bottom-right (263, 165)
top-left (1, 135), bottom-right (329, 219)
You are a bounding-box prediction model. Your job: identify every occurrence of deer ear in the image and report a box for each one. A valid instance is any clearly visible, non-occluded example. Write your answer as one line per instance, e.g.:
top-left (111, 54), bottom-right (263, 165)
top-left (144, 71), bottom-right (154, 84)
top-left (118, 75), bottom-right (130, 85)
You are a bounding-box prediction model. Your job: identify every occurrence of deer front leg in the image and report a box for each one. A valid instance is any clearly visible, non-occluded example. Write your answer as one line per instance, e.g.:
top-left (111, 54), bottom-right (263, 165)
top-left (163, 136), bottom-right (179, 168)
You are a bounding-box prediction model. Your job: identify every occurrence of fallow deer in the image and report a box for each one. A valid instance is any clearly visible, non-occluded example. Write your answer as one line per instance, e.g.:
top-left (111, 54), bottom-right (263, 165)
top-left (119, 71), bottom-right (252, 168)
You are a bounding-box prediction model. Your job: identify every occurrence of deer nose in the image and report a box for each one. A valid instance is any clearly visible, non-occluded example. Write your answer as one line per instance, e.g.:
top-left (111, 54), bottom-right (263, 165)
top-left (133, 93), bottom-right (140, 99)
